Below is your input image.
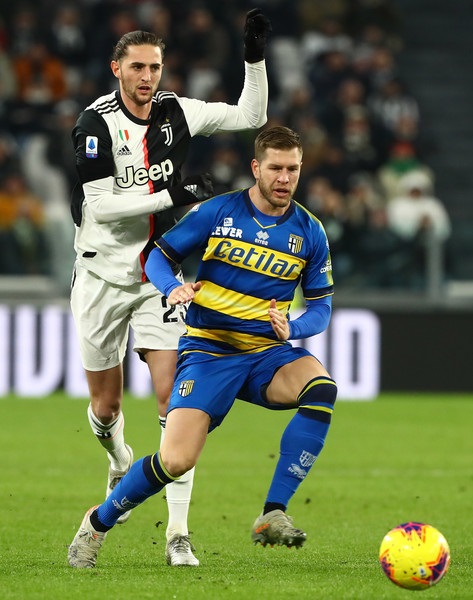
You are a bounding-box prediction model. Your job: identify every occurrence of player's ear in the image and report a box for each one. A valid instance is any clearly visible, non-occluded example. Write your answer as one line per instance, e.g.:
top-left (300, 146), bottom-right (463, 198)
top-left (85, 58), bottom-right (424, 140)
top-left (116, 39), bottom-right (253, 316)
top-left (250, 158), bottom-right (260, 179)
top-left (110, 60), bottom-right (121, 79)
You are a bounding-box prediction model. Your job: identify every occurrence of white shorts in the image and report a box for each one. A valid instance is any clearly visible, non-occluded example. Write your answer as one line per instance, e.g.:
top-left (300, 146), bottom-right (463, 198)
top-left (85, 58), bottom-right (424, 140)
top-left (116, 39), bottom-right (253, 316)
top-left (70, 262), bottom-right (186, 371)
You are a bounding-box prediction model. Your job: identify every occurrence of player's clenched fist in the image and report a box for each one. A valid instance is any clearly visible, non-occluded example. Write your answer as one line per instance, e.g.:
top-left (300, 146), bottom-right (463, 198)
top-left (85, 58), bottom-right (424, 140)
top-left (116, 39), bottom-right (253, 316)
top-left (244, 8), bottom-right (272, 63)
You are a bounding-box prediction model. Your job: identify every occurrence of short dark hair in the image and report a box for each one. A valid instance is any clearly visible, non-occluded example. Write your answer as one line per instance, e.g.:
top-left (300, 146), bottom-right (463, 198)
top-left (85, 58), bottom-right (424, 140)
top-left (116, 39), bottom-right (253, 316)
top-left (254, 126), bottom-right (303, 161)
top-left (112, 31), bottom-right (165, 62)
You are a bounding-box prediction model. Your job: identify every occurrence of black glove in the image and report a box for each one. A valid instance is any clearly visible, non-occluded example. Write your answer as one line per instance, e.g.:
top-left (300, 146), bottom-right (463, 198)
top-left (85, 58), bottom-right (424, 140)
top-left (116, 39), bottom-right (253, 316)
top-left (244, 8), bottom-right (272, 63)
top-left (168, 173), bottom-right (214, 207)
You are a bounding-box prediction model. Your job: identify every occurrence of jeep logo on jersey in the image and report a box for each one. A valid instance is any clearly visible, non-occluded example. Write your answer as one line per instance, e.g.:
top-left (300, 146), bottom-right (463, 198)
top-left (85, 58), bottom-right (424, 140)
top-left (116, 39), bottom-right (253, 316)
top-left (116, 159), bottom-right (174, 188)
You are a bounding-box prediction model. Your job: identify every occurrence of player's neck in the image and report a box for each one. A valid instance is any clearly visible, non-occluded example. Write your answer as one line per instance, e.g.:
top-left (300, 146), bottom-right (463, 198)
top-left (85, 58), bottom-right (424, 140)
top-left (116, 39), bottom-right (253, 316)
top-left (120, 94), bottom-right (152, 121)
top-left (248, 186), bottom-right (290, 217)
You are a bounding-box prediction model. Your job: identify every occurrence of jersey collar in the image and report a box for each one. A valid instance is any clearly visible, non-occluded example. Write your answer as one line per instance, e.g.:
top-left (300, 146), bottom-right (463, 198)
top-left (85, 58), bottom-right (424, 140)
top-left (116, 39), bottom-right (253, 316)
top-left (115, 90), bottom-right (152, 126)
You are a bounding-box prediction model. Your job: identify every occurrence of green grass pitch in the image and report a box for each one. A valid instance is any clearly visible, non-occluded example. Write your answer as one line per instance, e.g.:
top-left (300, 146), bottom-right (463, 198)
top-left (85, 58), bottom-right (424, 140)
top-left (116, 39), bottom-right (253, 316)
top-left (1, 392), bottom-right (472, 599)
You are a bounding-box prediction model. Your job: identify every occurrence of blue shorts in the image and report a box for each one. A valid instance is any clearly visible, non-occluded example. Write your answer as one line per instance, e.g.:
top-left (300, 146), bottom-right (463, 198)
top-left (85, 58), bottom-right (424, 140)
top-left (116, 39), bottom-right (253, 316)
top-left (168, 343), bottom-right (313, 431)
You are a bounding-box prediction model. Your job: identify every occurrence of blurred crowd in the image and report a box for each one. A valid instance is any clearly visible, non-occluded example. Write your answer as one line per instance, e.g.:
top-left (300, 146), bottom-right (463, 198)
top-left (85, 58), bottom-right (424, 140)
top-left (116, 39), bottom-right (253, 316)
top-left (0, 0), bottom-right (452, 293)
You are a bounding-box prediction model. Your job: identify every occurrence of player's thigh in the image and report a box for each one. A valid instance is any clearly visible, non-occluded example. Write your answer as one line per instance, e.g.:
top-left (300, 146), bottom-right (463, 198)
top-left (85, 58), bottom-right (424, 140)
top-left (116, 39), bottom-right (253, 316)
top-left (242, 345), bottom-right (329, 408)
top-left (144, 349), bottom-right (177, 411)
top-left (70, 264), bottom-right (129, 370)
top-left (131, 281), bottom-right (186, 353)
top-left (160, 408), bottom-right (210, 473)
top-left (266, 355), bottom-right (330, 405)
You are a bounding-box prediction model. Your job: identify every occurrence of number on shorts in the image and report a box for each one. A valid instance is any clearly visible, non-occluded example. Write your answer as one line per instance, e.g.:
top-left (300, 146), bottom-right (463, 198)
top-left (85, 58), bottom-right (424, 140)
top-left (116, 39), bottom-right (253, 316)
top-left (160, 295), bottom-right (187, 323)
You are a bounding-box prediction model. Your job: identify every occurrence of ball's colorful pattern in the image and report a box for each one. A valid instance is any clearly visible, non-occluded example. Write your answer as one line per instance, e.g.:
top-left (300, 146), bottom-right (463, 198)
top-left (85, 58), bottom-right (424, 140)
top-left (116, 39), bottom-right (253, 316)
top-left (379, 522), bottom-right (450, 591)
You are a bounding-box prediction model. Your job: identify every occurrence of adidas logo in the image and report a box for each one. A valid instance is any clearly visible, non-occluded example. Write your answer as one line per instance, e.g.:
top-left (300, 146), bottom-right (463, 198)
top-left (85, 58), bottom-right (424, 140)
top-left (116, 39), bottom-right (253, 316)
top-left (117, 145), bottom-right (132, 156)
top-left (184, 184), bottom-right (197, 195)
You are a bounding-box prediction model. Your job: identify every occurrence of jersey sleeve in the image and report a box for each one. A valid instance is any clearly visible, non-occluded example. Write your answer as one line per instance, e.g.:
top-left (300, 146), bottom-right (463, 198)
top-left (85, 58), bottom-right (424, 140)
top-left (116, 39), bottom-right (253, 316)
top-left (177, 61), bottom-right (268, 137)
top-left (301, 219), bottom-right (334, 300)
top-left (156, 198), bottom-right (220, 264)
top-left (287, 216), bottom-right (334, 339)
top-left (145, 247), bottom-right (182, 297)
top-left (72, 109), bottom-right (115, 183)
top-left (288, 296), bottom-right (332, 339)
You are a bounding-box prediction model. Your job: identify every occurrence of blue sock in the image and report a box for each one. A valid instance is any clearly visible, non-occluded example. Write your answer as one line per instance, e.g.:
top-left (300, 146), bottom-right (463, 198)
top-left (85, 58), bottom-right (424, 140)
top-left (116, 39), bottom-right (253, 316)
top-left (95, 453), bottom-right (178, 528)
top-left (264, 377), bottom-right (337, 511)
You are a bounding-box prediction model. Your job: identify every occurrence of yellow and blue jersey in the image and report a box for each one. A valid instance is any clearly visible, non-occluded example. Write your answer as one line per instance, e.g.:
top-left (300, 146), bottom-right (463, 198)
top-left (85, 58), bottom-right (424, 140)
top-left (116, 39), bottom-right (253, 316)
top-left (156, 188), bottom-right (333, 354)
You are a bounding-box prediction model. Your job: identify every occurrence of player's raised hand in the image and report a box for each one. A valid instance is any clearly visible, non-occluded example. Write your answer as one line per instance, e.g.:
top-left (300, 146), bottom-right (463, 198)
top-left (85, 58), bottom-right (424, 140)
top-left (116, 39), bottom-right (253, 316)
top-left (168, 281), bottom-right (202, 305)
top-left (243, 8), bottom-right (272, 63)
top-left (268, 298), bottom-right (290, 341)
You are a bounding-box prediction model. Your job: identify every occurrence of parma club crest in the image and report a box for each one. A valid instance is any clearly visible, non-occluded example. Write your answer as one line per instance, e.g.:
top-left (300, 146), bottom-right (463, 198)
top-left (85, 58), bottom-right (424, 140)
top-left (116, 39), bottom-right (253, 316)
top-left (288, 234), bottom-right (303, 254)
top-left (178, 380), bottom-right (194, 397)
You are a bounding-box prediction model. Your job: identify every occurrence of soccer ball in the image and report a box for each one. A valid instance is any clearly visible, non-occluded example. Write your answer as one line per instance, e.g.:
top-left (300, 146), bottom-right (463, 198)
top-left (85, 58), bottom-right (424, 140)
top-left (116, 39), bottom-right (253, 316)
top-left (379, 522), bottom-right (451, 591)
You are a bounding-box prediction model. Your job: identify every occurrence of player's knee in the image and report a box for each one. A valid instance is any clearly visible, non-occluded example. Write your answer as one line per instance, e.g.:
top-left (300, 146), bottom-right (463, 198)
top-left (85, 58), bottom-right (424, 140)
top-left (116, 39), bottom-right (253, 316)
top-left (161, 453), bottom-right (196, 478)
top-left (88, 401), bottom-right (121, 426)
top-left (297, 376), bottom-right (337, 423)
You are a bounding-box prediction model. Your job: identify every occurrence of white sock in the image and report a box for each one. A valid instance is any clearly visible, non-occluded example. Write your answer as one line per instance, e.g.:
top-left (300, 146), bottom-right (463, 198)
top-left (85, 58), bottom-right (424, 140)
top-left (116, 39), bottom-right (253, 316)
top-left (160, 418), bottom-right (195, 540)
top-left (87, 403), bottom-right (129, 470)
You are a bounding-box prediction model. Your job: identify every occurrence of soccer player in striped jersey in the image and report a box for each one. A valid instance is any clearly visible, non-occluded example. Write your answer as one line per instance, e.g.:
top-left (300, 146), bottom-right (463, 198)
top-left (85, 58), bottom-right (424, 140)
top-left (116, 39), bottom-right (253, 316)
top-left (68, 125), bottom-right (337, 568)
top-left (69, 9), bottom-right (271, 566)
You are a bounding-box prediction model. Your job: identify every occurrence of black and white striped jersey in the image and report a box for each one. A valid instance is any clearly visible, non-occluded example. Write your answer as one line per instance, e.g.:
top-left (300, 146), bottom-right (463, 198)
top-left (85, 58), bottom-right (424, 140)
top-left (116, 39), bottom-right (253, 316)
top-left (71, 61), bottom-right (267, 285)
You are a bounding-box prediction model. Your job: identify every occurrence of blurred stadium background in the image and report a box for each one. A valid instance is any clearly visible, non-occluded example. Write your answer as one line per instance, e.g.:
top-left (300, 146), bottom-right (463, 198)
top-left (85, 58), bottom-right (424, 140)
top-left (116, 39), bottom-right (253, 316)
top-left (0, 0), bottom-right (472, 397)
